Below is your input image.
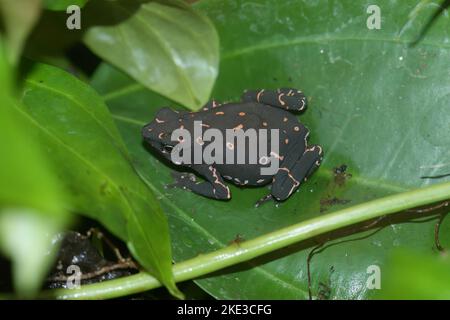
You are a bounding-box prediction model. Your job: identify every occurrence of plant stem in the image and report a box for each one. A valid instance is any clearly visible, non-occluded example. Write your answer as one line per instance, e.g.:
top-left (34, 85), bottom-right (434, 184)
top-left (43, 181), bottom-right (450, 299)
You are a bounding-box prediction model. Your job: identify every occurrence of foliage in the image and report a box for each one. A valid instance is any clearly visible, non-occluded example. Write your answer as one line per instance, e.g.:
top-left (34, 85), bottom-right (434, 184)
top-left (0, 0), bottom-right (449, 299)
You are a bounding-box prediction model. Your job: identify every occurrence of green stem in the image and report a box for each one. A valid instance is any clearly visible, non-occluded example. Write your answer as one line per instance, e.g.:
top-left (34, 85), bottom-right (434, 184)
top-left (43, 181), bottom-right (450, 299)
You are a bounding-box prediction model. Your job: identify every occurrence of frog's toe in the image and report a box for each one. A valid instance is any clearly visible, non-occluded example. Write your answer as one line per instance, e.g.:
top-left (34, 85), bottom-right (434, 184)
top-left (213, 185), bottom-right (231, 200)
top-left (254, 194), bottom-right (274, 208)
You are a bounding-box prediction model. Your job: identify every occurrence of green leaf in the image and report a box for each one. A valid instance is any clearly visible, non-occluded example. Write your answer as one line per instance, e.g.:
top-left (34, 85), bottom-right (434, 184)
top-left (0, 0), bottom-right (41, 64)
top-left (91, 0), bottom-right (450, 299)
top-left (44, 0), bottom-right (88, 11)
top-left (16, 62), bottom-right (181, 298)
top-left (379, 250), bottom-right (450, 299)
top-left (83, 0), bottom-right (219, 110)
top-left (0, 209), bottom-right (65, 297)
top-left (0, 41), bottom-right (68, 296)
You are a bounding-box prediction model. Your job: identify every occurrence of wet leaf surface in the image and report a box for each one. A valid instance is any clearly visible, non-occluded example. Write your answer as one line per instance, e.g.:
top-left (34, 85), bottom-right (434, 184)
top-left (91, 0), bottom-right (450, 299)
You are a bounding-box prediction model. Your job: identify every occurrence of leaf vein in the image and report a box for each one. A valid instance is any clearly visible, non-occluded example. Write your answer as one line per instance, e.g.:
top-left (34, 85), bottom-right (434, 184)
top-left (222, 35), bottom-right (450, 60)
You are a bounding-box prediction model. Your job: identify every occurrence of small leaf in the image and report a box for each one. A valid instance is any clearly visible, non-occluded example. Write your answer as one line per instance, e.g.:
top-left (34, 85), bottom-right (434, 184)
top-left (17, 62), bottom-right (180, 297)
top-left (83, 0), bottom-right (219, 110)
top-left (0, 0), bottom-right (42, 64)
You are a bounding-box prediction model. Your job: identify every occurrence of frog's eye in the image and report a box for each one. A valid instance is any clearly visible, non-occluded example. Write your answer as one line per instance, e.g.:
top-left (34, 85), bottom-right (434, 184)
top-left (162, 145), bottom-right (173, 153)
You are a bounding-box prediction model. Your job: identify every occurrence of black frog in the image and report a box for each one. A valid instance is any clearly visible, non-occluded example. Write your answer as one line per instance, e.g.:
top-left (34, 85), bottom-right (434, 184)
top-left (142, 88), bottom-right (323, 207)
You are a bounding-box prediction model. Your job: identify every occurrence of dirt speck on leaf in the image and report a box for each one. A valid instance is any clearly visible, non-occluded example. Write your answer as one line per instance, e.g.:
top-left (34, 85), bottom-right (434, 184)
top-left (228, 234), bottom-right (245, 246)
top-left (320, 197), bottom-right (351, 213)
top-left (333, 164), bottom-right (352, 187)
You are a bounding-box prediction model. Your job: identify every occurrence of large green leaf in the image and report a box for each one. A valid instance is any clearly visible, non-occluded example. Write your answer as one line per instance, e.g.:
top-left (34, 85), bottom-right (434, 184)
top-left (91, 0), bottom-right (450, 299)
top-left (15, 63), bottom-right (180, 297)
top-left (0, 42), bottom-right (68, 296)
top-left (84, 0), bottom-right (219, 110)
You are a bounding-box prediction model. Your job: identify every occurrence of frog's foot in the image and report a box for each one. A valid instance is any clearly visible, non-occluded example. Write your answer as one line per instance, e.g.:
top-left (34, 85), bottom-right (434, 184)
top-left (165, 171), bottom-right (198, 190)
top-left (168, 166), bottom-right (231, 200)
top-left (255, 194), bottom-right (275, 208)
top-left (241, 88), bottom-right (306, 112)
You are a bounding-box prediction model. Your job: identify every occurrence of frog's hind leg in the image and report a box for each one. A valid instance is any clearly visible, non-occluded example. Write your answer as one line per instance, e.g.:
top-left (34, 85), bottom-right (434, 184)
top-left (255, 132), bottom-right (311, 207)
top-left (241, 88), bottom-right (306, 112)
top-left (168, 165), bottom-right (231, 200)
top-left (303, 145), bottom-right (323, 179)
top-left (271, 145), bottom-right (323, 201)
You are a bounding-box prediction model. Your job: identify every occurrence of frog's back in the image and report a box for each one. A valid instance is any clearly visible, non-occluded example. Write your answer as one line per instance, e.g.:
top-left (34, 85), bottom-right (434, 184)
top-left (192, 102), bottom-right (308, 186)
top-left (142, 88), bottom-right (323, 200)
top-left (197, 102), bottom-right (301, 133)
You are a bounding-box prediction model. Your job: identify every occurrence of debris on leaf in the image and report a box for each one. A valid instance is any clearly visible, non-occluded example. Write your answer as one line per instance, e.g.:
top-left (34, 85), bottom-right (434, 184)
top-left (320, 197), bottom-right (351, 213)
top-left (228, 234), bottom-right (245, 246)
top-left (46, 231), bottom-right (138, 289)
top-left (333, 164), bottom-right (352, 187)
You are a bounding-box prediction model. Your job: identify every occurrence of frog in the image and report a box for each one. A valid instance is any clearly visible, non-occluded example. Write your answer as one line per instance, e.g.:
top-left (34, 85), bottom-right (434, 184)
top-left (142, 88), bottom-right (323, 207)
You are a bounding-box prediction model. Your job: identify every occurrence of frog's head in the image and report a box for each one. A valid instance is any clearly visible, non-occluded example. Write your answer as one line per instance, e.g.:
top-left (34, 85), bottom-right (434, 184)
top-left (142, 107), bottom-right (181, 155)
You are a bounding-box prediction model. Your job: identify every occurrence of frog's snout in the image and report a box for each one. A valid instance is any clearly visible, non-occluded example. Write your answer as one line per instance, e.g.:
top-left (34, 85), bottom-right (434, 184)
top-left (141, 123), bottom-right (153, 139)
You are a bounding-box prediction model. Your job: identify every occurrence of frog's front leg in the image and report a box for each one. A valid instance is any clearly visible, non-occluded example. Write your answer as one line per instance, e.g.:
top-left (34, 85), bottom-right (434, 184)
top-left (241, 88), bottom-right (306, 111)
top-left (271, 145), bottom-right (323, 201)
top-left (200, 100), bottom-right (222, 111)
top-left (169, 165), bottom-right (231, 200)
